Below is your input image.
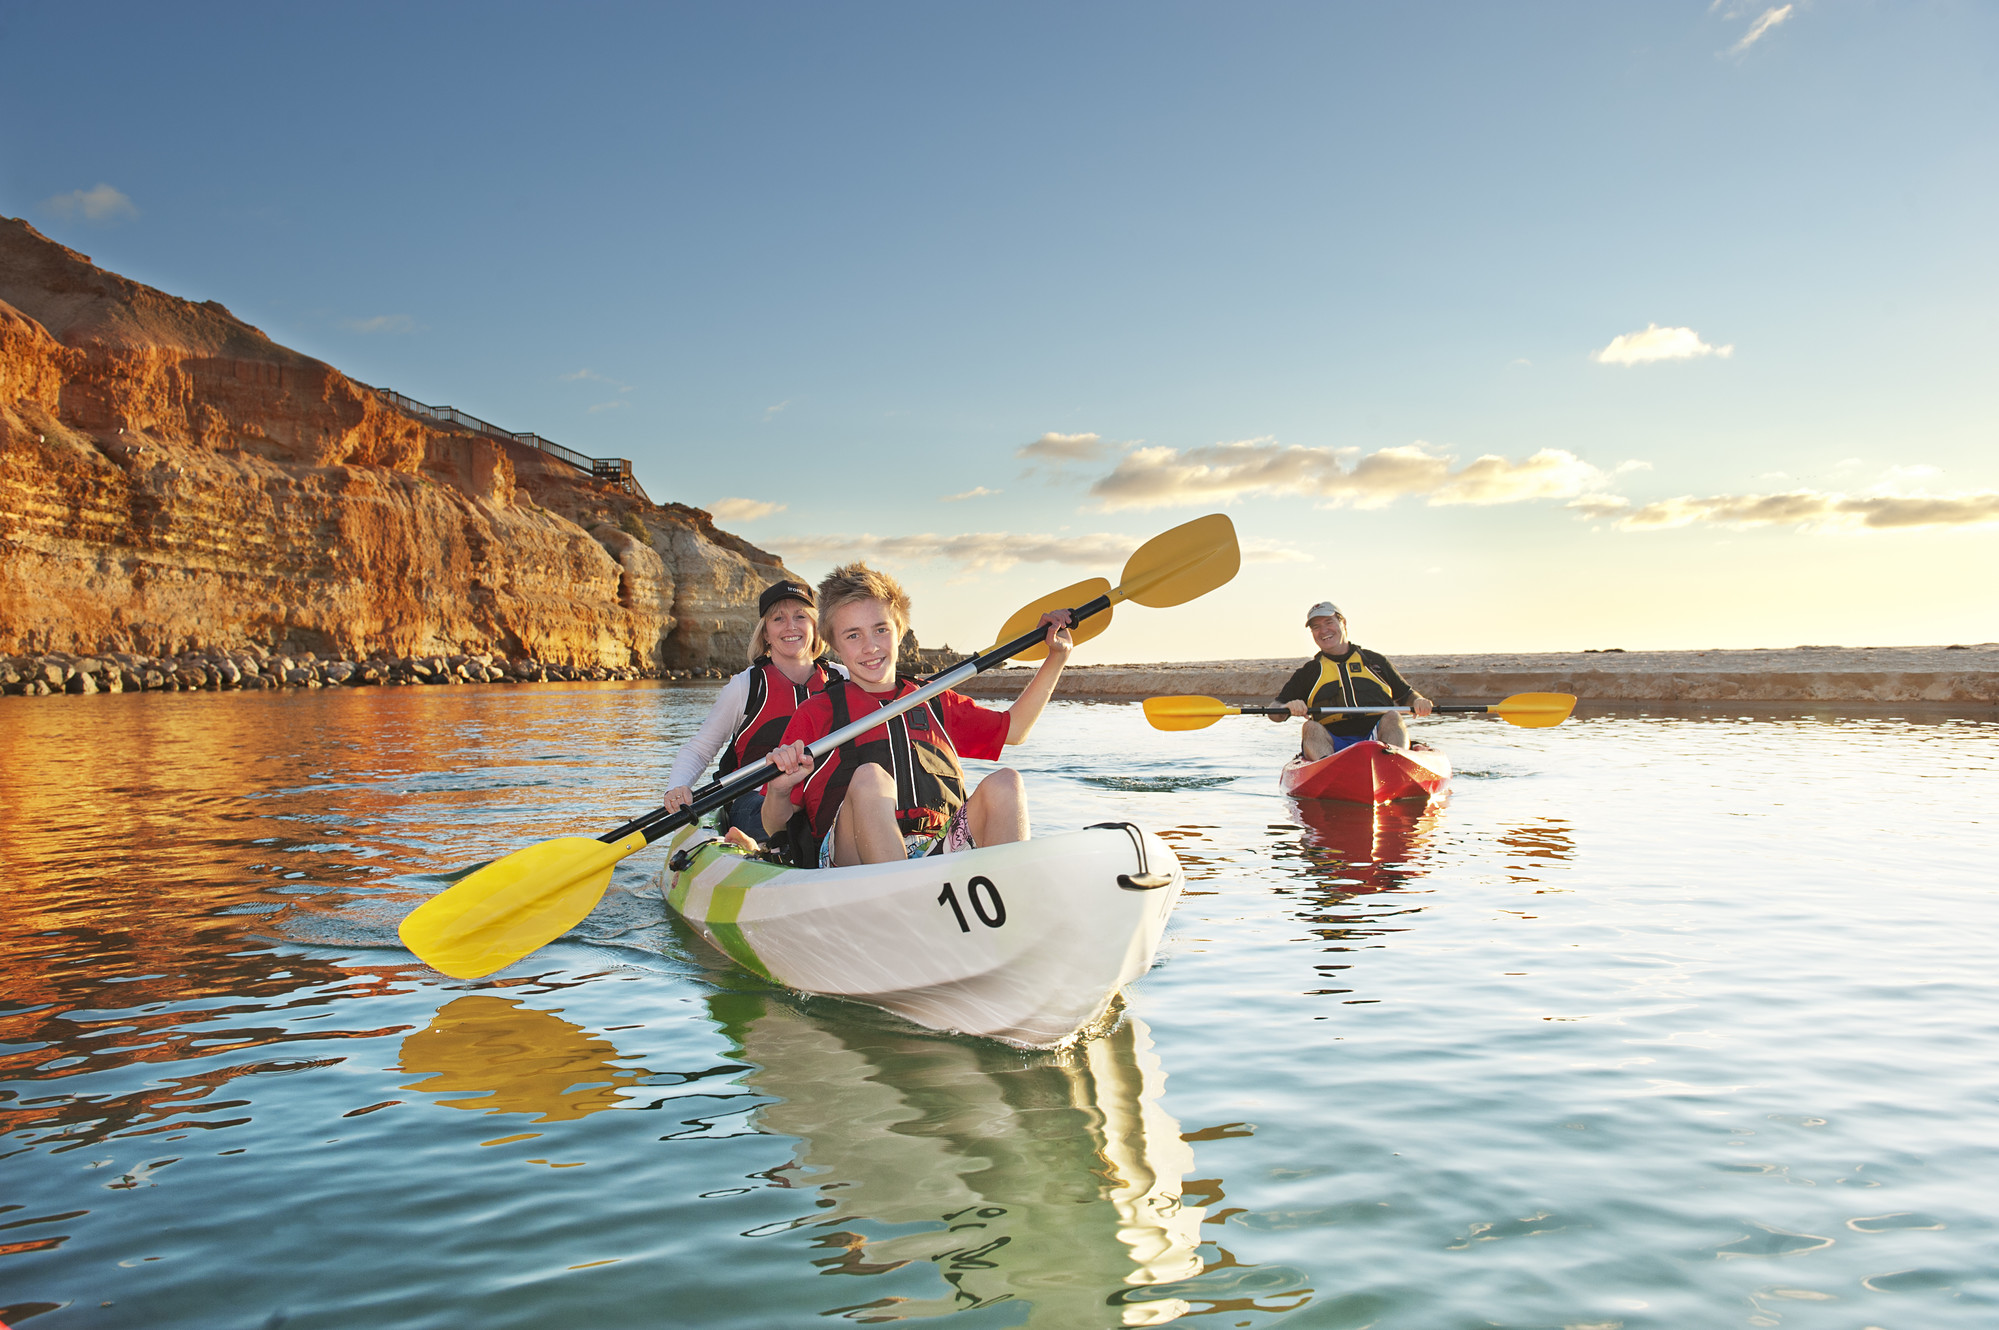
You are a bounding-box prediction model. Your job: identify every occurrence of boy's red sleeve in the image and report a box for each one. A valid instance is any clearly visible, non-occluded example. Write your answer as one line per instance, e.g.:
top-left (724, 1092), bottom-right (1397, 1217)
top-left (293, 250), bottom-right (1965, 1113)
top-left (779, 698), bottom-right (832, 807)
top-left (938, 691), bottom-right (1010, 761)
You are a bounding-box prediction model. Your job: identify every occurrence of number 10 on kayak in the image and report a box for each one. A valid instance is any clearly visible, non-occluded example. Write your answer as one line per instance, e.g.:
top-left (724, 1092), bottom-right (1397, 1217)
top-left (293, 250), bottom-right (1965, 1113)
top-left (399, 513), bottom-right (1241, 1048)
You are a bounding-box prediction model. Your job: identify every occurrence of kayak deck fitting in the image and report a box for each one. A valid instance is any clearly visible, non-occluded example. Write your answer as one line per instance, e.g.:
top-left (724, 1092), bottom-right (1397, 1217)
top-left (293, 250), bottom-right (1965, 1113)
top-left (659, 821), bottom-right (1184, 1048)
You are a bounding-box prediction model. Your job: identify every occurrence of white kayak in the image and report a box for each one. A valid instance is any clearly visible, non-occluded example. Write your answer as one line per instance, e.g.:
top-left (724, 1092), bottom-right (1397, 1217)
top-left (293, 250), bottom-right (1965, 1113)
top-left (657, 821), bottom-right (1184, 1048)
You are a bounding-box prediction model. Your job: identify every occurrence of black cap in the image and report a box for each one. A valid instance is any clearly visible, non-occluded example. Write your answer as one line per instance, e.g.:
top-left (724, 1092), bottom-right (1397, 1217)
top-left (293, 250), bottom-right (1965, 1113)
top-left (759, 580), bottom-right (815, 617)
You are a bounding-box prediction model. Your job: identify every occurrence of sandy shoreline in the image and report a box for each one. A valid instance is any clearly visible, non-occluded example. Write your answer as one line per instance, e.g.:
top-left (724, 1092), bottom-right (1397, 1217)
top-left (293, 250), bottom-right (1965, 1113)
top-left (952, 644), bottom-right (1999, 708)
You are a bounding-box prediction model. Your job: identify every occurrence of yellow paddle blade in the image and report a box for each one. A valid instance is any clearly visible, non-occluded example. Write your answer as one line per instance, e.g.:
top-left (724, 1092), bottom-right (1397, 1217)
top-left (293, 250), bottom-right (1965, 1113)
top-left (398, 831), bottom-right (644, 979)
top-left (988, 577), bottom-right (1114, 663)
top-left (1490, 692), bottom-right (1578, 728)
top-left (1114, 513), bottom-right (1241, 609)
top-left (1142, 694), bottom-right (1241, 731)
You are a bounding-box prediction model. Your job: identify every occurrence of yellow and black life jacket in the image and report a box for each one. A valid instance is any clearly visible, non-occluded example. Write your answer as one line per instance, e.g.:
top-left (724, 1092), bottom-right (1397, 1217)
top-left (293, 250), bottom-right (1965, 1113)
top-left (1301, 648), bottom-right (1401, 712)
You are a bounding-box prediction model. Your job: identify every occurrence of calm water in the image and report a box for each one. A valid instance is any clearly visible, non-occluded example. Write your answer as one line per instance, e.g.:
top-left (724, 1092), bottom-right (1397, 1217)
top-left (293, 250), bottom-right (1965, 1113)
top-left (3, 682), bottom-right (1997, 1329)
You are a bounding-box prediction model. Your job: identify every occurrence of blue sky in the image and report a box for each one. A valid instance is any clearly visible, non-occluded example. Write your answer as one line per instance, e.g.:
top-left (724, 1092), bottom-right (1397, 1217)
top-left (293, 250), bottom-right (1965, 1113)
top-left (5, 2), bottom-right (1994, 659)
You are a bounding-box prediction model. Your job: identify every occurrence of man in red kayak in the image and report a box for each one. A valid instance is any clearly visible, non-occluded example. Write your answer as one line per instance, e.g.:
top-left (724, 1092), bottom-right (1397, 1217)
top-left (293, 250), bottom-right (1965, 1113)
top-left (1273, 601), bottom-right (1433, 757)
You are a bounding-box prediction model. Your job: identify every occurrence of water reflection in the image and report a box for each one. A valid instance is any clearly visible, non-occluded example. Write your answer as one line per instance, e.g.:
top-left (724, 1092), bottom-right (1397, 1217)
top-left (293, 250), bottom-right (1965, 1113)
top-left (397, 996), bottom-right (653, 1122)
top-left (707, 995), bottom-right (1295, 1326)
top-left (1496, 818), bottom-right (1576, 887)
top-left (1283, 798), bottom-right (1447, 894)
top-left (390, 983), bottom-right (1301, 1325)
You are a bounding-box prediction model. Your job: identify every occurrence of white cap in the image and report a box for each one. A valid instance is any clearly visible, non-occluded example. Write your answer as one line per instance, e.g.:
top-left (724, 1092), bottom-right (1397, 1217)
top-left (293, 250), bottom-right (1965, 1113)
top-left (1305, 601), bottom-right (1344, 623)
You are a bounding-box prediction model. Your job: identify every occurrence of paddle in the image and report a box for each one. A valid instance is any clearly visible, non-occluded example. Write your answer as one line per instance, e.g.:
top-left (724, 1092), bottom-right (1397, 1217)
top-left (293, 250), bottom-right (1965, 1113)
top-left (398, 513), bottom-right (1242, 979)
top-left (1143, 691), bottom-right (1578, 732)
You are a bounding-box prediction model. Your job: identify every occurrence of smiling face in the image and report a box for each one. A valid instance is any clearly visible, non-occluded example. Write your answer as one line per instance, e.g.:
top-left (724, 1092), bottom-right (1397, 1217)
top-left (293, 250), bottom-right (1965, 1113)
top-left (1308, 614), bottom-right (1349, 656)
top-left (761, 600), bottom-right (817, 663)
top-left (827, 596), bottom-right (903, 690)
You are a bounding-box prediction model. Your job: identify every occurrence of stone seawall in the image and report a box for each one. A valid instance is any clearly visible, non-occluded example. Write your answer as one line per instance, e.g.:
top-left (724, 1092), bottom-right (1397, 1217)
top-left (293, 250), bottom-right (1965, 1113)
top-left (951, 645), bottom-right (1999, 708)
top-left (1, 646), bottom-right (741, 696)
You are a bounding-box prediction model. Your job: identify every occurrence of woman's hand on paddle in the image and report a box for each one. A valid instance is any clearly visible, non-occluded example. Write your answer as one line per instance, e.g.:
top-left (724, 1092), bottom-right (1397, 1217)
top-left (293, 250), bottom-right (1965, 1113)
top-left (663, 785), bottom-right (694, 813)
top-left (765, 740), bottom-right (814, 796)
top-left (1038, 609), bottom-right (1074, 662)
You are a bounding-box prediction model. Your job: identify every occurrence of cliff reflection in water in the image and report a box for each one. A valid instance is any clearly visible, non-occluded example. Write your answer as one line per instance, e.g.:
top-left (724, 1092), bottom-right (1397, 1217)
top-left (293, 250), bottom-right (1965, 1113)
top-left (395, 991), bottom-right (1301, 1326)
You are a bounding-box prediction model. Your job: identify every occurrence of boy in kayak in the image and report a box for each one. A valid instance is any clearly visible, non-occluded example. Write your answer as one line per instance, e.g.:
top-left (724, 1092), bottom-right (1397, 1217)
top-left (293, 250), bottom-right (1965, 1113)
top-left (1274, 601), bottom-right (1433, 757)
top-left (762, 562), bottom-right (1073, 867)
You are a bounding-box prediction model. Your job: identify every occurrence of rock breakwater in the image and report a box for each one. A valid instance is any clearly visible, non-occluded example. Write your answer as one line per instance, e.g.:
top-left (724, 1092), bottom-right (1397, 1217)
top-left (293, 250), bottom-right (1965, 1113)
top-left (2, 646), bottom-right (737, 697)
top-left (953, 645), bottom-right (1999, 708)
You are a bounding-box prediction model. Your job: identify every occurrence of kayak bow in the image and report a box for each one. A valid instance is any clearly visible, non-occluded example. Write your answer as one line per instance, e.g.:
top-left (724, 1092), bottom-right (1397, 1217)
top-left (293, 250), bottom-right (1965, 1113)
top-left (1278, 740), bottom-right (1452, 805)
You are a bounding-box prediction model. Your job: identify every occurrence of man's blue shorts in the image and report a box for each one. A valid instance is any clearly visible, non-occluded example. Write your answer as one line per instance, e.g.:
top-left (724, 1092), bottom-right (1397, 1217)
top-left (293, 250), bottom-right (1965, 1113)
top-left (1328, 724), bottom-right (1379, 753)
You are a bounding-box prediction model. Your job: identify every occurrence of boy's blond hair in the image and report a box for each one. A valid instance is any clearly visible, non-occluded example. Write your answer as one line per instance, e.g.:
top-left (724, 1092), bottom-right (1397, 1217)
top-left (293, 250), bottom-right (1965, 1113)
top-left (746, 603), bottom-right (828, 665)
top-left (818, 562), bottom-right (912, 639)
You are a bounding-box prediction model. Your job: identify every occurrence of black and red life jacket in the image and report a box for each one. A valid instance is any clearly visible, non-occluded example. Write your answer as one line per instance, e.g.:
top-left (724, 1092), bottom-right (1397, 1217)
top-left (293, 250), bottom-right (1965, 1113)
top-left (716, 656), bottom-right (837, 778)
top-left (803, 676), bottom-right (969, 840)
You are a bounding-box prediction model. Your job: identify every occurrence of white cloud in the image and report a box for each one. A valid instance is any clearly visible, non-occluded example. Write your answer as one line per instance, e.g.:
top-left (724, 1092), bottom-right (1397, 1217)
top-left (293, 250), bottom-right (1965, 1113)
top-left (560, 368), bottom-right (612, 383)
top-left (1605, 489), bottom-right (1999, 532)
top-left (941, 486), bottom-right (1001, 502)
top-left (1085, 438), bottom-right (1614, 512)
top-left (340, 314), bottom-right (419, 334)
top-left (42, 183), bottom-right (138, 223)
top-left (1018, 432), bottom-right (1112, 464)
top-left (1731, 4), bottom-right (1794, 53)
top-left (1567, 496), bottom-right (1633, 522)
top-left (587, 400), bottom-right (626, 413)
top-left (709, 497), bottom-right (787, 522)
top-left (1592, 324), bottom-right (1734, 365)
top-left (775, 528), bottom-right (1304, 574)
top-left (1241, 538), bottom-right (1313, 564)
top-left (763, 400), bottom-right (790, 421)
top-left (776, 530), bottom-right (1140, 574)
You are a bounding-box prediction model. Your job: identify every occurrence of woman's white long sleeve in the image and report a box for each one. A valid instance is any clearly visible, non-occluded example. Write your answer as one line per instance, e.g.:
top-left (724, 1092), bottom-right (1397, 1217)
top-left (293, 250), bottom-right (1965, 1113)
top-left (665, 669), bottom-right (753, 790)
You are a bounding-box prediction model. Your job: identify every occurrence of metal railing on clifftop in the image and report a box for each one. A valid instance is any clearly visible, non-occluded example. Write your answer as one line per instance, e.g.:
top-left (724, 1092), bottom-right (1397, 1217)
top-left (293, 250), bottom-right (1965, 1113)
top-left (368, 384), bottom-right (655, 507)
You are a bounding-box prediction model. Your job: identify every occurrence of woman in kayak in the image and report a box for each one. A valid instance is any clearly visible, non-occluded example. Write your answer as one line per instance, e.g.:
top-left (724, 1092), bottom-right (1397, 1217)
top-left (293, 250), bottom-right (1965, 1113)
top-left (1275, 600), bottom-right (1433, 757)
top-left (662, 578), bottom-right (842, 848)
top-left (761, 562), bottom-right (1073, 867)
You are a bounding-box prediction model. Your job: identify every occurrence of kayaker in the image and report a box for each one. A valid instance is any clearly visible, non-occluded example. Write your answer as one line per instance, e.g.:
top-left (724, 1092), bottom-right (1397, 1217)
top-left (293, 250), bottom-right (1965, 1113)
top-left (662, 579), bottom-right (843, 847)
top-left (1274, 601), bottom-right (1433, 757)
top-left (762, 562), bottom-right (1074, 867)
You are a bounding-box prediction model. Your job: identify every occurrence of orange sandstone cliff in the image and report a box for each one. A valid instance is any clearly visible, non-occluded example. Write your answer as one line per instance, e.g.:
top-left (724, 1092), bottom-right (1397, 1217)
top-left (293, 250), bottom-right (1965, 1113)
top-left (0, 217), bottom-right (789, 668)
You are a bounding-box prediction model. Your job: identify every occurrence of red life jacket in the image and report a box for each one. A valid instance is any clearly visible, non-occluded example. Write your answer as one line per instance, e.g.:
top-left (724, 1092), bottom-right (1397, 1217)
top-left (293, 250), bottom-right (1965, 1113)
top-left (717, 656), bottom-right (837, 778)
top-left (803, 676), bottom-right (969, 839)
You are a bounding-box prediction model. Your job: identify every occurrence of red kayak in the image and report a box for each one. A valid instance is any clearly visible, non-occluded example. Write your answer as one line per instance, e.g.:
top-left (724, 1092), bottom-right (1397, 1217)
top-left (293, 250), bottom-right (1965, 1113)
top-left (1278, 740), bottom-right (1452, 805)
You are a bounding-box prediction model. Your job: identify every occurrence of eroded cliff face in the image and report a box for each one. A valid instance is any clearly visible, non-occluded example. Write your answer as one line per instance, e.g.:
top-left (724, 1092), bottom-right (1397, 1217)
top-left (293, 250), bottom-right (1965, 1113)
top-left (0, 217), bottom-right (790, 668)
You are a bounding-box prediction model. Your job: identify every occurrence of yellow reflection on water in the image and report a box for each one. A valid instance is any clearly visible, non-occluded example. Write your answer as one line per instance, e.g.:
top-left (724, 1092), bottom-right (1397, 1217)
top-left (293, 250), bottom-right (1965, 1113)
top-left (396, 996), bottom-right (650, 1122)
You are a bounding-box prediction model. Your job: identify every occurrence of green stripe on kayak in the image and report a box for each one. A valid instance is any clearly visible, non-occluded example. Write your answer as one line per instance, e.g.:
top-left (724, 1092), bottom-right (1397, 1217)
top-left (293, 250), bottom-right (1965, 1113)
top-left (671, 851), bottom-right (789, 983)
top-left (705, 881), bottom-right (774, 981)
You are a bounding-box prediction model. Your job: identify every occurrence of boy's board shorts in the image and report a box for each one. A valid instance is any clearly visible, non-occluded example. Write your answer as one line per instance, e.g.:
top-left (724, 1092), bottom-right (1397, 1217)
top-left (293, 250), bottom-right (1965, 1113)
top-left (820, 804), bottom-right (975, 868)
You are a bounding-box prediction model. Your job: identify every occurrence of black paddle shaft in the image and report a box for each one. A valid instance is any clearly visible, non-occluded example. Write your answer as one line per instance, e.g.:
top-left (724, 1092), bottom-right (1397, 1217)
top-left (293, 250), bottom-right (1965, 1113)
top-left (598, 594), bottom-right (1112, 846)
top-left (1242, 703), bottom-right (1488, 717)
